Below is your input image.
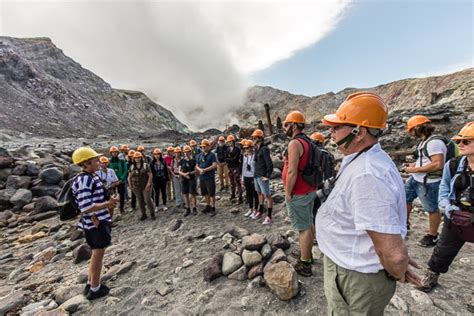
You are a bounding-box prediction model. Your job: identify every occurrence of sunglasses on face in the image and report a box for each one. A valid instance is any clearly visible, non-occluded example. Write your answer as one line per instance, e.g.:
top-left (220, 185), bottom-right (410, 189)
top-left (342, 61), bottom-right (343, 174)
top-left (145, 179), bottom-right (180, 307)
top-left (330, 125), bottom-right (351, 133)
top-left (455, 139), bottom-right (472, 146)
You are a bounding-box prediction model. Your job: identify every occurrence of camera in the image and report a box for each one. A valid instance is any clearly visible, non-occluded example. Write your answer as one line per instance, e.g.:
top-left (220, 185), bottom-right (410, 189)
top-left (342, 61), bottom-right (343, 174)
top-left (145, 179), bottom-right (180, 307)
top-left (316, 177), bottom-right (335, 203)
top-left (246, 164), bottom-right (251, 172)
top-left (458, 186), bottom-right (474, 211)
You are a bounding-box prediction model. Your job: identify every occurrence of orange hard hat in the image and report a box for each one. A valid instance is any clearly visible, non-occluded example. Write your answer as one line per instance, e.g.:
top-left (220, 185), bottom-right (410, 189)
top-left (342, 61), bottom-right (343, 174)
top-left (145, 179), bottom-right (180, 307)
top-left (99, 156), bottom-right (109, 164)
top-left (452, 122), bottom-right (474, 140)
top-left (200, 139), bottom-right (211, 147)
top-left (136, 145), bottom-right (145, 151)
top-left (284, 111), bottom-right (305, 124)
top-left (251, 129), bottom-right (264, 138)
top-left (109, 146), bottom-right (119, 153)
top-left (407, 115), bottom-right (431, 133)
top-left (322, 92), bottom-right (388, 129)
top-left (166, 146), bottom-right (174, 152)
top-left (189, 140), bottom-right (197, 146)
top-left (128, 150), bottom-right (136, 157)
top-left (243, 139), bottom-right (254, 148)
top-left (218, 136), bottom-right (225, 141)
top-left (174, 147), bottom-right (182, 153)
top-left (153, 148), bottom-right (162, 155)
top-left (133, 152), bottom-right (143, 159)
top-left (183, 145), bottom-right (192, 152)
top-left (310, 132), bottom-right (325, 143)
top-left (119, 145), bottom-right (129, 151)
top-left (226, 135), bottom-right (235, 142)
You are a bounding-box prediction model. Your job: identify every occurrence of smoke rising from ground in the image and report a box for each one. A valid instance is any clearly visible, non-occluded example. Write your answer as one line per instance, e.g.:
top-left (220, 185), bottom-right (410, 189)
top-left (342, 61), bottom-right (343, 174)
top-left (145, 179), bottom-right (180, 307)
top-left (1, 1), bottom-right (351, 130)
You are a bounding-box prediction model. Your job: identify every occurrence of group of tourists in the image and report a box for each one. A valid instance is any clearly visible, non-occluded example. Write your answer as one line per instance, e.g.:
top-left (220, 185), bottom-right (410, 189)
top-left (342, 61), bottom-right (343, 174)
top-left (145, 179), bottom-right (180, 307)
top-left (69, 92), bottom-right (473, 313)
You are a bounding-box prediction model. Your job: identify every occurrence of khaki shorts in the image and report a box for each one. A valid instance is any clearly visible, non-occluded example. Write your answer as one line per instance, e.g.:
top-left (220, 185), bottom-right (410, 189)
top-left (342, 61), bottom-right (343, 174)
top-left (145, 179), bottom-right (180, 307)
top-left (286, 191), bottom-right (316, 231)
top-left (323, 256), bottom-right (396, 316)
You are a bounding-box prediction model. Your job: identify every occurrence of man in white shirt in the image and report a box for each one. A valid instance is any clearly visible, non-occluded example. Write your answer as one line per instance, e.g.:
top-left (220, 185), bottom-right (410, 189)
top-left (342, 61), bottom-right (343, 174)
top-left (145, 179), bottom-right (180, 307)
top-left (404, 115), bottom-right (446, 247)
top-left (316, 92), bottom-right (421, 315)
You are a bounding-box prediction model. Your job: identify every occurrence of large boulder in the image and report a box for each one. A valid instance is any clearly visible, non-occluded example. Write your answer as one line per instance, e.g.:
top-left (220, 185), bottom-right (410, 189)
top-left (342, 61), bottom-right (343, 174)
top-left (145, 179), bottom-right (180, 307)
top-left (228, 265), bottom-right (248, 281)
top-left (242, 249), bottom-right (262, 267)
top-left (242, 233), bottom-right (266, 251)
top-left (0, 156), bottom-right (13, 169)
top-left (31, 184), bottom-right (61, 198)
top-left (248, 263), bottom-right (264, 280)
top-left (26, 164), bottom-right (41, 177)
top-left (0, 290), bottom-right (31, 315)
top-left (63, 164), bottom-right (82, 180)
top-left (0, 168), bottom-right (12, 181)
top-left (222, 252), bottom-right (243, 276)
top-left (73, 244), bottom-right (91, 264)
top-left (203, 253), bottom-right (223, 283)
top-left (12, 164), bottom-right (28, 176)
top-left (6, 175), bottom-right (31, 190)
top-left (0, 189), bottom-right (16, 205)
top-left (264, 261), bottom-right (299, 301)
top-left (265, 233), bottom-right (291, 251)
top-left (10, 189), bottom-right (32, 207)
top-left (39, 168), bottom-right (64, 185)
top-left (34, 196), bottom-right (59, 213)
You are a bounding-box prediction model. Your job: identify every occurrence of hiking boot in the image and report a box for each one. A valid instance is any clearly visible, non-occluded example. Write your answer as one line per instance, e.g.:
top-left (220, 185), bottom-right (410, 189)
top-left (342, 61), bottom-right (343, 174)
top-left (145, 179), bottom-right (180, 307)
top-left (209, 207), bottom-right (216, 217)
top-left (202, 205), bottom-right (211, 213)
top-left (86, 284), bottom-right (110, 300)
top-left (150, 213), bottom-right (156, 220)
top-left (417, 269), bottom-right (440, 293)
top-left (418, 234), bottom-right (439, 247)
top-left (262, 216), bottom-right (273, 225)
top-left (83, 284), bottom-right (90, 296)
top-left (139, 215), bottom-right (147, 221)
top-left (294, 260), bottom-right (312, 277)
top-left (192, 207), bottom-right (197, 215)
top-left (244, 209), bottom-right (253, 217)
top-left (184, 208), bottom-right (191, 217)
top-left (238, 196), bottom-right (243, 204)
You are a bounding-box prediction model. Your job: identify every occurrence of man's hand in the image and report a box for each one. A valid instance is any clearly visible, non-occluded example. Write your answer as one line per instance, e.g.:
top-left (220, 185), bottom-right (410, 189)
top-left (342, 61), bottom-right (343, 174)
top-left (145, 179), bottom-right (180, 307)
top-left (145, 183), bottom-right (152, 192)
top-left (405, 166), bottom-right (417, 174)
top-left (400, 258), bottom-right (423, 287)
top-left (285, 193), bottom-right (292, 202)
top-left (108, 194), bottom-right (119, 209)
top-left (91, 214), bottom-right (100, 228)
top-left (261, 177), bottom-right (268, 182)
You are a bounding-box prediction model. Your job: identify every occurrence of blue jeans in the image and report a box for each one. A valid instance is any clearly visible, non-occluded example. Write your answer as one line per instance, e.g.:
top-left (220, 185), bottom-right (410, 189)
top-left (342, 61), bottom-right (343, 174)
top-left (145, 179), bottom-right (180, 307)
top-left (405, 176), bottom-right (440, 213)
top-left (254, 177), bottom-right (271, 196)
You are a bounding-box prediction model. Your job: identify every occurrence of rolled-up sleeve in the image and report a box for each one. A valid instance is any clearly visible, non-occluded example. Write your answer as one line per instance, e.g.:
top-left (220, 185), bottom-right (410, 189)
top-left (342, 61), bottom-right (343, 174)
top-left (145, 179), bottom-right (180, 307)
top-left (76, 176), bottom-right (94, 213)
top-left (351, 173), bottom-right (404, 235)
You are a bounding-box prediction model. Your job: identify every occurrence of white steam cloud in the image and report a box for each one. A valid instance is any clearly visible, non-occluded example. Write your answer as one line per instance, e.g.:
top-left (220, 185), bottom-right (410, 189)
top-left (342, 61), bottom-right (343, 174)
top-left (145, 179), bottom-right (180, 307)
top-left (1, 0), bottom-right (351, 130)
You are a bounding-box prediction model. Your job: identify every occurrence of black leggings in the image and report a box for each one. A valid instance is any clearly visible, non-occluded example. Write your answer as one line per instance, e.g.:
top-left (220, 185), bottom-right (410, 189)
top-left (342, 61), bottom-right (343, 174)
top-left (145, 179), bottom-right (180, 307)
top-left (428, 220), bottom-right (465, 274)
top-left (153, 177), bottom-right (167, 207)
top-left (243, 177), bottom-right (259, 209)
top-left (116, 182), bottom-right (126, 210)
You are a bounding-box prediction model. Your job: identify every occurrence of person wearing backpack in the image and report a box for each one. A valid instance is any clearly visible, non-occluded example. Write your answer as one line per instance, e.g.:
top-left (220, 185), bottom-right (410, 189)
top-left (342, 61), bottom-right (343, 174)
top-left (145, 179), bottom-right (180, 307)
top-left (170, 147), bottom-right (184, 208)
top-left (179, 146), bottom-right (198, 216)
top-left (283, 111), bottom-right (317, 276)
top-left (108, 146), bottom-right (127, 214)
top-left (251, 129), bottom-right (274, 224)
top-left (150, 148), bottom-right (169, 212)
top-left (242, 140), bottom-right (259, 218)
top-left (225, 135), bottom-right (243, 204)
top-left (405, 115), bottom-right (448, 247)
top-left (316, 93), bottom-right (422, 315)
top-left (71, 147), bottom-right (118, 300)
top-left (215, 136), bottom-right (230, 191)
top-left (128, 151), bottom-right (155, 220)
top-left (417, 123), bottom-right (474, 306)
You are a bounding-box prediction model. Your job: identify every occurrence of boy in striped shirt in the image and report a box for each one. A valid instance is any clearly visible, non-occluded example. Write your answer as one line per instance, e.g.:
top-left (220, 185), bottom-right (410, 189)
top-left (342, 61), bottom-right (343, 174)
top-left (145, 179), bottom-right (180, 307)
top-left (71, 147), bottom-right (118, 300)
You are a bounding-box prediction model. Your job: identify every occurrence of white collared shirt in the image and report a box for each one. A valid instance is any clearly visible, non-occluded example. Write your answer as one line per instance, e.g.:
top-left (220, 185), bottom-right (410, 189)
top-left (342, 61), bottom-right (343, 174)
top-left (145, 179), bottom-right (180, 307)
top-left (316, 143), bottom-right (407, 273)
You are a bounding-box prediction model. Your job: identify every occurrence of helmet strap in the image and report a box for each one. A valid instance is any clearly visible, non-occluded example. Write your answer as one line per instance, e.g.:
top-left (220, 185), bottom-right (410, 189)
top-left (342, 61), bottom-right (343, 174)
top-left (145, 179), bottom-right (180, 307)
top-left (336, 126), bottom-right (360, 149)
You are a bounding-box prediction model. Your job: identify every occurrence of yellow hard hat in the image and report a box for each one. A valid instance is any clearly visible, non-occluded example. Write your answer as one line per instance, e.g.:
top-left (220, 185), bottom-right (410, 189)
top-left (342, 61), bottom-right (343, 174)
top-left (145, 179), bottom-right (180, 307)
top-left (72, 147), bottom-right (100, 165)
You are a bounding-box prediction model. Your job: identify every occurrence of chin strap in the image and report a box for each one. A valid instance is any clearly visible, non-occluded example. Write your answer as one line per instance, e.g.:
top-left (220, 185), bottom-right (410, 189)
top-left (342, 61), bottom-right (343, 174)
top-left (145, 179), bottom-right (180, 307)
top-left (336, 126), bottom-right (360, 149)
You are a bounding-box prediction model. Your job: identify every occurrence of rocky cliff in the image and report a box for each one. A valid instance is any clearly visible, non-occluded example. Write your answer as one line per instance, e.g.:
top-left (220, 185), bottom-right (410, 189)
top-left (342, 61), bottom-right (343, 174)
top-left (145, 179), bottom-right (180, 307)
top-left (236, 68), bottom-right (474, 152)
top-left (0, 37), bottom-right (189, 139)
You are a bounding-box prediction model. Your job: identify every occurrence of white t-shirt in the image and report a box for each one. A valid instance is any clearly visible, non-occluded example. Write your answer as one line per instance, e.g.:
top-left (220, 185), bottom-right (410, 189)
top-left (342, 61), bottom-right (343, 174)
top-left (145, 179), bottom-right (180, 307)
top-left (412, 138), bottom-right (447, 183)
top-left (242, 154), bottom-right (256, 178)
top-left (316, 143), bottom-right (407, 273)
top-left (96, 168), bottom-right (119, 187)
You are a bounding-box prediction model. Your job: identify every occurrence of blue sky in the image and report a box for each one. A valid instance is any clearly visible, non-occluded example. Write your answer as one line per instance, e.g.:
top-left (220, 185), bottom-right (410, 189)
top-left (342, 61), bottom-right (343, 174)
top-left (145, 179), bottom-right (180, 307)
top-left (252, 0), bottom-right (473, 96)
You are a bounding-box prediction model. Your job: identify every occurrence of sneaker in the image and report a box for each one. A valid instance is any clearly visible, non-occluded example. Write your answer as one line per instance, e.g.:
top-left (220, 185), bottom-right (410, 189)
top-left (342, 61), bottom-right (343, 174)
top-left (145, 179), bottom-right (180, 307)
top-left (139, 215), bottom-right (147, 221)
top-left (150, 213), bottom-right (156, 220)
top-left (238, 196), bottom-right (243, 204)
top-left (155, 206), bottom-right (160, 213)
top-left (163, 206), bottom-right (168, 211)
top-left (262, 216), bottom-right (273, 225)
top-left (202, 205), bottom-right (211, 213)
top-left (417, 269), bottom-right (440, 293)
top-left (192, 207), bottom-right (197, 215)
top-left (418, 234), bottom-right (439, 247)
top-left (244, 209), bottom-right (253, 217)
top-left (252, 211), bottom-right (263, 219)
top-left (83, 284), bottom-right (90, 296)
top-left (86, 284), bottom-right (110, 300)
top-left (209, 207), bottom-right (216, 217)
top-left (293, 260), bottom-right (312, 277)
top-left (184, 208), bottom-right (191, 217)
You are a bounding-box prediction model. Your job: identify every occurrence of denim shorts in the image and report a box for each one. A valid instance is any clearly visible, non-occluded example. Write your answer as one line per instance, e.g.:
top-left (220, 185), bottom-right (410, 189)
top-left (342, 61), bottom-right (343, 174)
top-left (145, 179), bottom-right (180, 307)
top-left (254, 177), bottom-right (271, 196)
top-left (405, 176), bottom-right (440, 213)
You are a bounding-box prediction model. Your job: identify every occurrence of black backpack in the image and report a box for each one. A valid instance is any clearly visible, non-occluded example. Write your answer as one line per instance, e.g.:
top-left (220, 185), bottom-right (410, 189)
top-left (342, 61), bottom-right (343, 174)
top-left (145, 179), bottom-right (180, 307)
top-left (56, 172), bottom-right (86, 221)
top-left (294, 134), bottom-right (336, 187)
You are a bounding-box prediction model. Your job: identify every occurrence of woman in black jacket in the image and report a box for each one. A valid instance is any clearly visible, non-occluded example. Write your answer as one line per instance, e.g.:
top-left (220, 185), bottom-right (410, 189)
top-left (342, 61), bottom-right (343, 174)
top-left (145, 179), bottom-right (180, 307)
top-left (151, 148), bottom-right (170, 211)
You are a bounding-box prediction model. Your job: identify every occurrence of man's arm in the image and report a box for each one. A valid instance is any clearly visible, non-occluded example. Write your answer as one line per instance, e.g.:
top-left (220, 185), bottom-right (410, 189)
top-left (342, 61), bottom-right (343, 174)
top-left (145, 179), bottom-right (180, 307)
top-left (367, 231), bottom-right (408, 280)
top-left (407, 154), bottom-right (444, 173)
top-left (285, 140), bottom-right (301, 198)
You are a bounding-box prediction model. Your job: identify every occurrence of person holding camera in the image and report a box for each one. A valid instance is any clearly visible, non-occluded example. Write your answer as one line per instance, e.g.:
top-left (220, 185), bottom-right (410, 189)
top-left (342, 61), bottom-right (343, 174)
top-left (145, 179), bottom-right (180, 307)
top-left (71, 147), bottom-right (118, 300)
top-left (108, 146), bottom-right (128, 214)
top-left (316, 92), bottom-right (422, 315)
top-left (97, 156), bottom-right (121, 209)
top-left (283, 111), bottom-right (317, 277)
top-left (225, 135), bottom-right (243, 204)
top-left (179, 145), bottom-right (198, 216)
top-left (242, 140), bottom-right (259, 218)
top-left (418, 123), bottom-right (474, 303)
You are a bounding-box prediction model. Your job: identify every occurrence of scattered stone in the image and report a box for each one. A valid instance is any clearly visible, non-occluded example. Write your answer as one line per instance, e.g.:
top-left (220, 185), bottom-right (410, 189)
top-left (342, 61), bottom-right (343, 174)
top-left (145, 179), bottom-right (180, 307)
top-left (69, 229), bottom-right (84, 241)
top-left (17, 231), bottom-right (47, 243)
top-left (0, 290), bottom-right (31, 315)
top-left (433, 298), bottom-right (456, 314)
top-left (36, 308), bottom-right (69, 316)
top-left (184, 247), bottom-right (192, 254)
top-left (34, 196), bottom-right (59, 213)
top-left (157, 284), bottom-right (174, 296)
top-left (197, 289), bottom-right (215, 304)
top-left (264, 261), bottom-right (299, 301)
top-left (182, 259), bottom-right (194, 268)
top-left (228, 265), bottom-right (248, 281)
top-left (31, 184), bottom-right (61, 198)
top-left (272, 192), bottom-right (285, 204)
top-left (0, 156), bottom-right (13, 169)
top-left (59, 294), bottom-right (90, 313)
top-left (0, 189), bottom-right (16, 204)
top-left (33, 246), bottom-right (57, 263)
top-left (227, 226), bottom-right (250, 239)
top-left (261, 244), bottom-right (273, 261)
top-left (285, 230), bottom-right (296, 238)
top-left (11, 164), bottom-right (27, 176)
top-left (27, 211), bottom-right (57, 222)
top-left (242, 233), bottom-right (266, 251)
top-left (202, 235), bottom-right (215, 242)
top-left (247, 276), bottom-right (266, 290)
top-left (29, 260), bottom-right (46, 273)
top-left (39, 168), bottom-right (64, 185)
top-left (20, 299), bottom-right (58, 316)
top-left (390, 294), bottom-right (409, 312)
top-left (169, 219), bottom-right (183, 231)
top-left (240, 296), bottom-right (251, 306)
top-left (265, 248), bottom-right (287, 270)
top-left (147, 260), bottom-right (159, 269)
top-left (222, 252), bottom-right (243, 276)
top-left (248, 263), bottom-right (264, 280)
top-left (203, 253), bottom-right (223, 283)
top-left (242, 249), bottom-right (263, 267)
top-left (6, 175), bottom-right (31, 190)
top-left (410, 290), bottom-right (433, 306)
top-left (265, 232), bottom-right (291, 250)
top-left (459, 257), bottom-right (470, 264)
top-left (9, 189), bottom-right (32, 207)
top-left (221, 233), bottom-right (234, 244)
top-left (26, 164), bottom-right (41, 177)
top-left (73, 243), bottom-right (91, 264)
top-left (105, 296), bottom-right (121, 306)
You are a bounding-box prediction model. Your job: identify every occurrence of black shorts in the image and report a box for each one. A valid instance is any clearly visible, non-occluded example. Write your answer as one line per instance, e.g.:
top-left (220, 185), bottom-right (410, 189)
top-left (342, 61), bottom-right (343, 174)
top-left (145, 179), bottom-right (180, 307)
top-left (200, 178), bottom-right (216, 197)
top-left (84, 221), bottom-right (112, 249)
top-left (181, 178), bottom-right (197, 195)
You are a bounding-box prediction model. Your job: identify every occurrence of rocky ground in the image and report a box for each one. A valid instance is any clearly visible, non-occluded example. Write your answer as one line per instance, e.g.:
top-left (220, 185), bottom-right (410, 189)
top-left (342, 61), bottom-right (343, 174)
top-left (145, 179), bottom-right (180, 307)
top-left (0, 144), bottom-right (473, 316)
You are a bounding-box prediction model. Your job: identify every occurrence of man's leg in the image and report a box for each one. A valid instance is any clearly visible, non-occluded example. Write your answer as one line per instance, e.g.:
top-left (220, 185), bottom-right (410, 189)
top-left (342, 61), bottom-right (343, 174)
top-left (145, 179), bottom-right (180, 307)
top-left (89, 248), bottom-right (105, 288)
top-left (429, 212), bottom-right (442, 236)
top-left (299, 229), bottom-right (313, 261)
